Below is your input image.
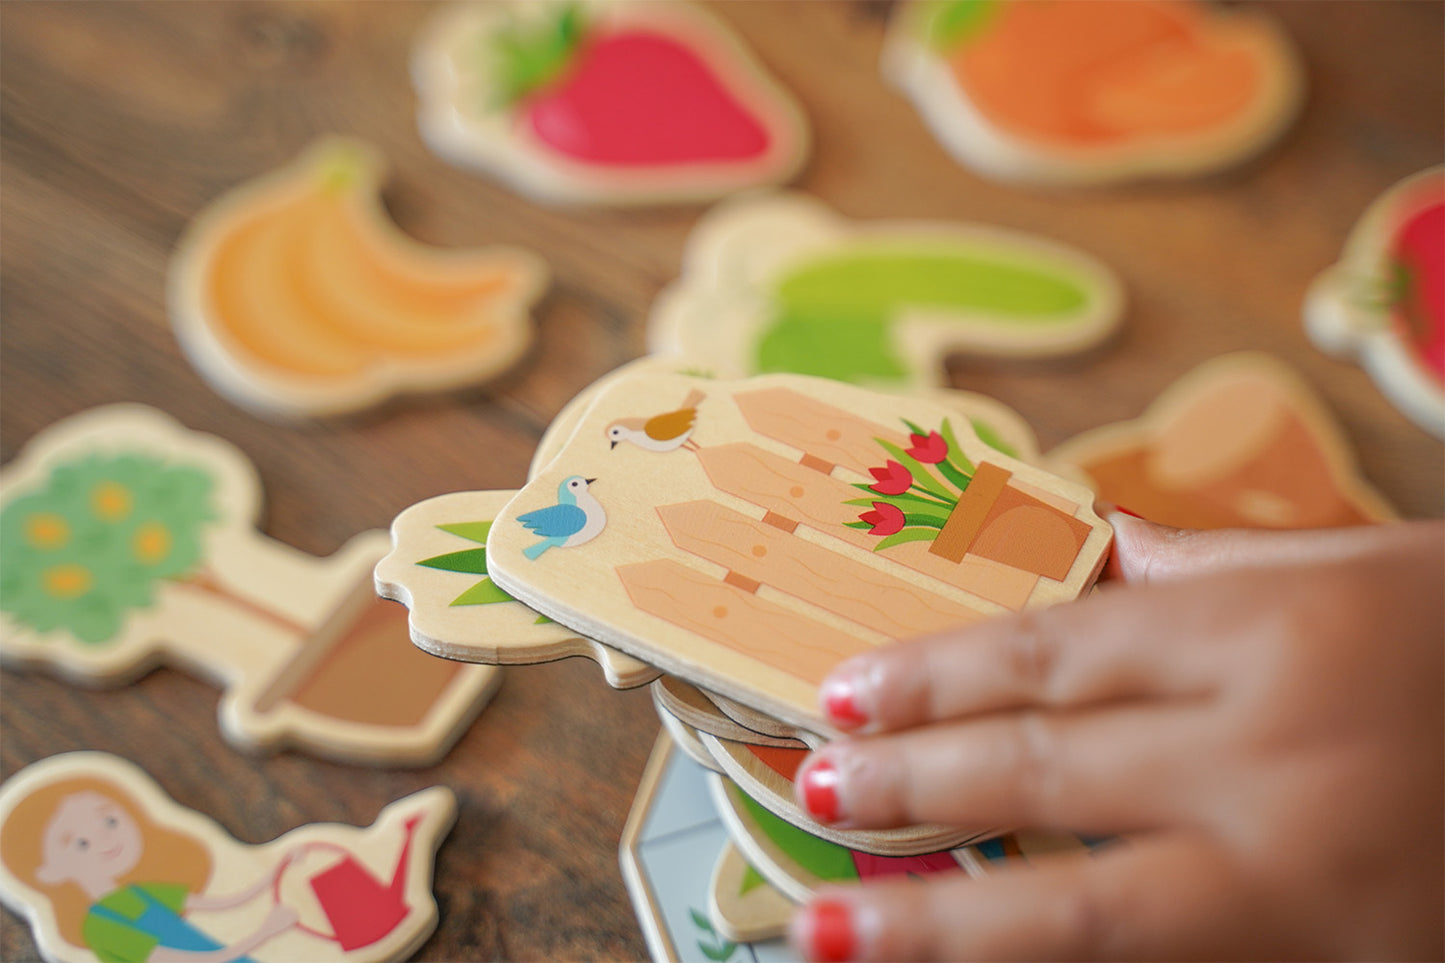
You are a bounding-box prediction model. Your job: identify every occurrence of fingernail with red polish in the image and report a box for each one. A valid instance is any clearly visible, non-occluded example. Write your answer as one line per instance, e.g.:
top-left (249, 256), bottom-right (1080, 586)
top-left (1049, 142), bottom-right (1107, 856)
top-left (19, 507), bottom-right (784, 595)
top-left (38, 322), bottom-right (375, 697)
top-left (801, 898), bottom-right (856, 963)
top-left (800, 758), bottom-right (842, 823)
top-left (820, 676), bottom-right (868, 730)
top-left (1112, 505), bottom-right (1147, 519)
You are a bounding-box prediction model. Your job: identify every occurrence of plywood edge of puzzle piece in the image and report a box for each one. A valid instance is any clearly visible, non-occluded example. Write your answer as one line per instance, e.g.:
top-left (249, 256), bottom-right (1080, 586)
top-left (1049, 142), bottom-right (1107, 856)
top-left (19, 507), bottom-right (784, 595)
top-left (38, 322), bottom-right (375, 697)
top-left (1303, 166), bottom-right (1445, 438)
top-left (881, 0), bottom-right (1303, 187)
top-left (651, 676), bottom-right (811, 750)
top-left (647, 190), bottom-right (1125, 388)
top-left (0, 404), bottom-right (499, 766)
top-left (168, 135), bottom-right (549, 418)
top-left (375, 489), bottom-right (659, 689)
top-left (0, 752), bottom-right (455, 963)
top-left (654, 701), bottom-right (727, 774)
top-left (1048, 351), bottom-right (1399, 530)
top-left (708, 842), bottom-right (794, 944)
top-left (698, 732), bottom-right (990, 858)
top-left (411, 0), bottom-right (810, 207)
top-left (491, 371), bottom-right (1112, 736)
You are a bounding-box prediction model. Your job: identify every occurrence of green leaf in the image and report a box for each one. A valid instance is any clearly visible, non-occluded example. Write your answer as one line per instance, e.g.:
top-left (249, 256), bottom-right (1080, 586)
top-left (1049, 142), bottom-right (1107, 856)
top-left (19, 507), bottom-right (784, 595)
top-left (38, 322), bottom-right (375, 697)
top-left (939, 418), bottom-right (976, 475)
top-left (437, 520), bottom-right (493, 544)
top-left (491, 3), bottom-right (586, 105)
top-left (926, 0), bottom-right (1000, 51)
top-left (844, 520), bottom-right (872, 529)
top-left (969, 417), bottom-right (1018, 458)
top-left (740, 863), bottom-right (767, 895)
top-left (874, 528), bottom-right (940, 552)
top-left (534, 613), bottom-right (554, 624)
top-left (690, 908), bottom-right (716, 935)
top-left (450, 577), bottom-right (515, 606)
top-left (418, 548), bottom-right (489, 575)
top-left (936, 458), bottom-right (973, 494)
top-left (902, 511), bottom-right (950, 528)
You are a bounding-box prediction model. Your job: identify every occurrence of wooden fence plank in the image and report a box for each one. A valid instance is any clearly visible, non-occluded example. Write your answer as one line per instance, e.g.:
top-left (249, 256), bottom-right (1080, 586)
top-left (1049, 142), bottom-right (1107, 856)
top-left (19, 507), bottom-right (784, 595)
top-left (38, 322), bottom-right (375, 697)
top-left (616, 559), bottom-right (877, 684)
top-left (697, 443), bottom-right (1038, 609)
top-left (734, 387), bottom-right (906, 474)
top-left (656, 500), bottom-right (990, 638)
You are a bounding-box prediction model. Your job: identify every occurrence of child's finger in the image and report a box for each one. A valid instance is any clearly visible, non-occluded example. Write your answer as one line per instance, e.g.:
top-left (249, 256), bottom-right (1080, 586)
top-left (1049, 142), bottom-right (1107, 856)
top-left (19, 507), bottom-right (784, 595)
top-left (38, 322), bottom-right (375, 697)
top-left (793, 704), bottom-right (1200, 833)
top-left (818, 577), bottom-right (1226, 734)
top-left (791, 831), bottom-right (1240, 962)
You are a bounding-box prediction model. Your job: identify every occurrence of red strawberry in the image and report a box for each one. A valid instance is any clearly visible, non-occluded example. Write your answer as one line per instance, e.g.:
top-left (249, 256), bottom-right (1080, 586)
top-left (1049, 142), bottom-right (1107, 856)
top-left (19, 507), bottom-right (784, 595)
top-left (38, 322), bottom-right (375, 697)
top-left (494, 5), bottom-right (773, 167)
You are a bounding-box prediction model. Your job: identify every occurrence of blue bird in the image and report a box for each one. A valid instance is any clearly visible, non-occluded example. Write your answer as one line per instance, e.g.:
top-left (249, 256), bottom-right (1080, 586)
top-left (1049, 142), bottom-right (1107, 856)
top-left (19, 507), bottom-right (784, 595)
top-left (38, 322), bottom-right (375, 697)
top-left (519, 476), bottom-right (606, 560)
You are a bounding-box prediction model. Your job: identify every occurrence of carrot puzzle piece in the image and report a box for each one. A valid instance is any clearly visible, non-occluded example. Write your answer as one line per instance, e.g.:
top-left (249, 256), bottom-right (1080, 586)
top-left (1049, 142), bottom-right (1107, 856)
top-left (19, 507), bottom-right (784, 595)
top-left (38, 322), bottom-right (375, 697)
top-left (883, 0), bottom-right (1303, 185)
top-left (1048, 352), bottom-right (1397, 530)
top-left (648, 192), bottom-right (1124, 387)
top-left (488, 371), bottom-right (1112, 736)
top-left (169, 137), bottom-right (548, 417)
top-left (1305, 167), bottom-right (1445, 438)
top-left (0, 405), bottom-right (500, 765)
top-left (374, 489), bottom-right (660, 689)
top-left (411, 1), bottom-right (809, 206)
top-left (0, 752), bottom-right (453, 963)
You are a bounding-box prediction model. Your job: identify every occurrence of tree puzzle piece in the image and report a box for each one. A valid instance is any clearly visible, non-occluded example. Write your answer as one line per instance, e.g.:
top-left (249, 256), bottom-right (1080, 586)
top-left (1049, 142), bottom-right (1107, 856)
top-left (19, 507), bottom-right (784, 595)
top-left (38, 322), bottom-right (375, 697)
top-left (169, 136), bottom-right (549, 418)
top-left (0, 405), bottom-right (500, 765)
top-left (1048, 352), bottom-right (1397, 529)
top-left (1305, 166), bottom-right (1445, 438)
top-left (649, 192), bottom-right (1124, 388)
top-left (374, 489), bottom-right (659, 689)
top-left (490, 372), bottom-right (1111, 736)
top-left (411, 0), bottom-right (809, 206)
top-left (0, 752), bottom-right (453, 963)
top-left (882, 0), bottom-right (1303, 185)
top-left (708, 842), bottom-right (793, 945)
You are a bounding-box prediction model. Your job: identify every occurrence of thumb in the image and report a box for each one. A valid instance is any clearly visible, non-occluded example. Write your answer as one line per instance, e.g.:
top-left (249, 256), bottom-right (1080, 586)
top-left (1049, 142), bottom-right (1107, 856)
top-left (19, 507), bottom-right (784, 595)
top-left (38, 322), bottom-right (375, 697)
top-left (1102, 509), bottom-right (1413, 585)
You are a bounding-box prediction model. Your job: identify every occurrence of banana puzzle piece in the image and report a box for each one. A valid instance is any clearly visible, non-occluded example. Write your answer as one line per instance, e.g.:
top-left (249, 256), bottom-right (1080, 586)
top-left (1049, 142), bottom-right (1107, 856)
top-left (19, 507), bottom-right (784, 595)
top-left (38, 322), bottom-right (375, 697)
top-left (0, 752), bottom-right (454, 963)
top-left (169, 137), bottom-right (548, 418)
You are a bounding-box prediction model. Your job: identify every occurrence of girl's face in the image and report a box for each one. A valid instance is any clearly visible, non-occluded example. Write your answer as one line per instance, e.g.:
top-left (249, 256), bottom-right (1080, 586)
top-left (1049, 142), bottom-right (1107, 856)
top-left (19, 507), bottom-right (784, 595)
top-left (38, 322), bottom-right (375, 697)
top-left (38, 791), bottom-right (143, 887)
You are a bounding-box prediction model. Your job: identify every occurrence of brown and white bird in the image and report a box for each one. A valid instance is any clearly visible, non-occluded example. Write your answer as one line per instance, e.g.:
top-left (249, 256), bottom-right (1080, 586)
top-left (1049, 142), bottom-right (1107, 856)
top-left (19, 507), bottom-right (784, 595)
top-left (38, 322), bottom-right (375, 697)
top-left (605, 389), bottom-right (705, 452)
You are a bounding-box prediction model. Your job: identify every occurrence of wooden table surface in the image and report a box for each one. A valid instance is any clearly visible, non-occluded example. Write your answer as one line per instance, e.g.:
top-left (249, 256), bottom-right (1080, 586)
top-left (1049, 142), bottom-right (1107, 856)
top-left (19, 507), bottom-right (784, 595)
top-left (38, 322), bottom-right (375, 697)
top-left (2, 2), bottom-right (1441, 960)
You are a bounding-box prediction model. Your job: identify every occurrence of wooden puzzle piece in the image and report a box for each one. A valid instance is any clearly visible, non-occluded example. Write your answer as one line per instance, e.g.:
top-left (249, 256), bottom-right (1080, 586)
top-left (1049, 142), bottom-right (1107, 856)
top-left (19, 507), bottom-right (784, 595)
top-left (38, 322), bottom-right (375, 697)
top-left (490, 372), bottom-right (1112, 735)
top-left (169, 136), bottom-right (548, 417)
top-left (620, 732), bottom-right (796, 963)
top-left (375, 490), bottom-right (659, 689)
top-left (411, 0), bottom-right (809, 207)
top-left (0, 752), bottom-right (453, 963)
top-left (648, 192), bottom-right (1123, 388)
top-left (1305, 166), bottom-right (1445, 438)
top-left (882, 0), bottom-right (1302, 186)
top-left (697, 733), bottom-right (989, 857)
top-left (708, 843), bottom-right (793, 945)
top-left (651, 677), bottom-right (809, 751)
top-left (708, 771), bottom-right (972, 906)
top-left (1048, 352), bottom-right (1398, 529)
top-left (0, 405), bottom-right (500, 765)
top-left (955, 830), bottom-right (1107, 878)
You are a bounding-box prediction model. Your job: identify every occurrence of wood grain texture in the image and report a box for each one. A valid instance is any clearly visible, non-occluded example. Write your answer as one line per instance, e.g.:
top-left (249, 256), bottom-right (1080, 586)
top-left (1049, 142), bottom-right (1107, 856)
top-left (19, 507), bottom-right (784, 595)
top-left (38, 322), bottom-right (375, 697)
top-left (2, 2), bottom-right (1441, 960)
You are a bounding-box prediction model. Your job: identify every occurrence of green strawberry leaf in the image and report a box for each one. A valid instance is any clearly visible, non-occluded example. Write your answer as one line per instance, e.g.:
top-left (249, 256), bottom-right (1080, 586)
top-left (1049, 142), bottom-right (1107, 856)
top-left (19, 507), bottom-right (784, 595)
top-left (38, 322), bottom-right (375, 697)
top-left (450, 577), bottom-right (515, 607)
top-left (437, 520), bottom-right (493, 543)
top-left (418, 548), bottom-right (489, 575)
top-left (492, 3), bottom-right (586, 105)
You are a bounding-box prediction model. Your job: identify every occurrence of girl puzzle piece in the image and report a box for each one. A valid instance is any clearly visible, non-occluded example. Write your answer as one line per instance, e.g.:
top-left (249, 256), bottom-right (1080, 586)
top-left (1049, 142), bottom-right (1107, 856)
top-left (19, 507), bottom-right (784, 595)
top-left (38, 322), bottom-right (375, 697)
top-left (648, 192), bottom-right (1124, 389)
top-left (1304, 166), bottom-right (1445, 438)
top-left (882, 0), bottom-right (1303, 186)
top-left (488, 371), bottom-right (1112, 737)
top-left (1048, 352), bottom-right (1397, 529)
top-left (0, 752), bottom-right (452, 963)
top-left (0, 405), bottom-right (500, 766)
top-left (169, 136), bottom-right (548, 418)
top-left (411, 0), bottom-right (809, 206)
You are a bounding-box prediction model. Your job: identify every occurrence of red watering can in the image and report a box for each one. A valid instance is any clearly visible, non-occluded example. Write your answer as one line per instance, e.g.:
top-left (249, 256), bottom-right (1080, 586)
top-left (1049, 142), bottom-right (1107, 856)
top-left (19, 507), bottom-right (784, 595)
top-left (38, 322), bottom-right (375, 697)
top-left (275, 813), bottom-right (422, 952)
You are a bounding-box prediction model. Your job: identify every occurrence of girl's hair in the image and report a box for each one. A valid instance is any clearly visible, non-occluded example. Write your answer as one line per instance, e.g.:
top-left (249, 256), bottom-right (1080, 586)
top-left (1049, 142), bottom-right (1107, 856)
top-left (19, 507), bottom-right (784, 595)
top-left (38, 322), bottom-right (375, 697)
top-left (0, 775), bottom-right (212, 949)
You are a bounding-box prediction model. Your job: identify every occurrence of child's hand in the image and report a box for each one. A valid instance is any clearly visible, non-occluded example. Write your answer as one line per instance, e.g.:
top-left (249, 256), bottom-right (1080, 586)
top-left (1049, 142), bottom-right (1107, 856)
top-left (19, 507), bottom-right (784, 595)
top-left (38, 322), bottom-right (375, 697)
top-left (789, 517), bottom-right (1443, 961)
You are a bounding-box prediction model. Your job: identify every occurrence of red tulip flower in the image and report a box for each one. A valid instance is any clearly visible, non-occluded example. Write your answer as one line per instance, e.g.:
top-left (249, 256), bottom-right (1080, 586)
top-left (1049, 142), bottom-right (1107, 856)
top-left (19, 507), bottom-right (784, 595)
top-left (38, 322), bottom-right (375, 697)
top-left (906, 430), bottom-right (948, 464)
top-left (868, 460), bottom-right (913, 495)
top-left (859, 501), bottom-right (905, 537)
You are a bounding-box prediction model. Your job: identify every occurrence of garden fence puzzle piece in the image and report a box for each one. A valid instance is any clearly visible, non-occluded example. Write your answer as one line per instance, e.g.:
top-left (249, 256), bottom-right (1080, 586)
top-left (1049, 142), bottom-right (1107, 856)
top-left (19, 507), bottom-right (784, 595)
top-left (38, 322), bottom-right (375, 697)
top-left (375, 489), bottom-right (659, 689)
top-left (489, 372), bottom-right (1112, 736)
top-left (1304, 166), bottom-right (1445, 438)
top-left (1048, 353), bottom-right (1397, 530)
top-left (882, 0), bottom-right (1303, 186)
top-left (0, 752), bottom-right (453, 963)
top-left (620, 732), bottom-right (796, 963)
top-left (169, 136), bottom-right (549, 418)
top-left (648, 192), bottom-right (1123, 388)
top-left (697, 733), bottom-right (989, 857)
top-left (0, 405), bottom-right (500, 765)
top-left (411, 0), bottom-right (809, 207)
